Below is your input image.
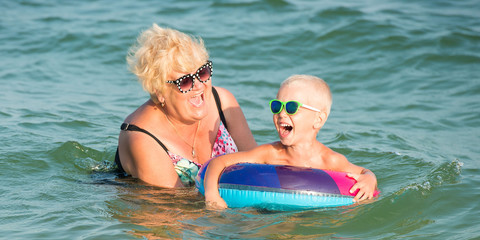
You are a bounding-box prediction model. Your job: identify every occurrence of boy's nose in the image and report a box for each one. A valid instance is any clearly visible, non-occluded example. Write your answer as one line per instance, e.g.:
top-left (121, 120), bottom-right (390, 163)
top-left (278, 108), bottom-right (289, 117)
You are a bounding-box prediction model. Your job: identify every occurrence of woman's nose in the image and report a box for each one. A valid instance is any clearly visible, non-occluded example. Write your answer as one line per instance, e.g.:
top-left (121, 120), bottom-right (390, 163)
top-left (193, 77), bottom-right (206, 91)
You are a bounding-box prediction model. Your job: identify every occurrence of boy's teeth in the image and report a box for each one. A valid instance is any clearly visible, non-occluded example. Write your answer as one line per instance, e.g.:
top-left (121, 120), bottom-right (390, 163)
top-left (280, 123), bottom-right (293, 131)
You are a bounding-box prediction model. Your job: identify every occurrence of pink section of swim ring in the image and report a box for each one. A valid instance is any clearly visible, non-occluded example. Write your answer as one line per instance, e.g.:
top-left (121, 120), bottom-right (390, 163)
top-left (325, 170), bottom-right (379, 197)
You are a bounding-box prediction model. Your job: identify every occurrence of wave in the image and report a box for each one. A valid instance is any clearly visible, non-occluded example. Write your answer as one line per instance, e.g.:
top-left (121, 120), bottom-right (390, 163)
top-left (211, 0), bottom-right (291, 9)
top-left (48, 141), bottom-right (116, 171)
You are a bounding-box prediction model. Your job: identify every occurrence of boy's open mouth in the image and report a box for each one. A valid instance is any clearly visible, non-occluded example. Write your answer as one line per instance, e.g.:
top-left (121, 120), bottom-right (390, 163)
top-left (280, 123), bottom-right (293, 136)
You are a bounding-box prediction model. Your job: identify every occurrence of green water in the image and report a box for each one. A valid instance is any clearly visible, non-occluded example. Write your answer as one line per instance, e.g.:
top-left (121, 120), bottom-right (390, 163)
top-left (1, 0), bottom-right (479, 239)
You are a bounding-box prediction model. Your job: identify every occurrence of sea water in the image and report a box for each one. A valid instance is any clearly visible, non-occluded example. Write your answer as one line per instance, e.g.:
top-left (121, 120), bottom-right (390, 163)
top-left (1, 0), bottom-right (479, 239)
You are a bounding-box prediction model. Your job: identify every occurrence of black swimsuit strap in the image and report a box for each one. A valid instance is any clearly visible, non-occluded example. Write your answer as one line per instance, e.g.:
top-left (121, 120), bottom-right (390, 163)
top-left (120, 123), bottom-right (169, 152)
top-left (114, 123), bottom-right (170, 173)
top-left (212, 87), bottom-right (228, 130)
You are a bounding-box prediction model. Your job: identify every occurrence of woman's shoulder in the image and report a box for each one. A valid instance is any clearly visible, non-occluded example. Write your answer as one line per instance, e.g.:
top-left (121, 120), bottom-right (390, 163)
top-left (120, 102), bottom-right (169, 146)
top-left (212, 86), bottom-right (238, 108)
top-left (212, 86), bottom-right (231, 95)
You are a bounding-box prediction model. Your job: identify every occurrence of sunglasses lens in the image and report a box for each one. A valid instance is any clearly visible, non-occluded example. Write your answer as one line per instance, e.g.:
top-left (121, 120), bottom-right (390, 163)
top-left (285, 101), bottom-right (299, 114)
top-left (197, 66), bottom-right (211, 82)
top-left (179, 76), bottom-right (194, 91)
top-left (270, 100), bottom-right (283, 114)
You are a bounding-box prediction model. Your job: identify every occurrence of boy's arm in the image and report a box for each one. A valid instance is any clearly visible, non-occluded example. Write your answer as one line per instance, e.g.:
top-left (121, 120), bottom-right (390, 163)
top-left (204, 153), bottom-right (231, 209)
top-left (204, 145), bottom-right (271, 209)
top-left (347, 167), bottom-right (377, 202)
top-left (330, 153), bottom-right (378, 202)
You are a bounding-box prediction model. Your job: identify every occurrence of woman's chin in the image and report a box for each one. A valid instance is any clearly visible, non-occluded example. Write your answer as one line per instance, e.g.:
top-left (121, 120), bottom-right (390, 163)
top-left (189, 104), bottom-right (208, 120)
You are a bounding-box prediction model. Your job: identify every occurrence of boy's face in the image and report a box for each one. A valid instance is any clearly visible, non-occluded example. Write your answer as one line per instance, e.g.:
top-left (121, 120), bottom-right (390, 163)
top-left (273, 83), bottom-right (320, 146)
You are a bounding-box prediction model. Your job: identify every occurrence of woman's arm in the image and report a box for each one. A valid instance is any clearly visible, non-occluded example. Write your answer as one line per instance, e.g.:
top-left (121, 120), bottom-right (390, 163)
top-left (213, 87), bottom-right (257, 151)
top-left (118, 130), bottom-right (183, 188)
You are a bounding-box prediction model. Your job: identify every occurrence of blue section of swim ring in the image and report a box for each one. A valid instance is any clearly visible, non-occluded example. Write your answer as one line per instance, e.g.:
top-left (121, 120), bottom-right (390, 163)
top-left (220, 163), bottom-right (282, 188)
top-left (195, 160), bottom-right (209, 194)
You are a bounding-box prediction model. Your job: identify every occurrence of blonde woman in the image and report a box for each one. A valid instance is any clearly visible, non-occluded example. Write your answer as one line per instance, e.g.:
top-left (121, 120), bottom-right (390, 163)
top-left (115, 24), bottom-right (257, 188)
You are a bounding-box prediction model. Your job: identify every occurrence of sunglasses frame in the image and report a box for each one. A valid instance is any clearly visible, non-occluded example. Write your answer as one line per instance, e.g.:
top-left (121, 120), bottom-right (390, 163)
top-left (269, 99), bottom-right (322, 115)
top-left (166, 61), bottom-right (213, 93)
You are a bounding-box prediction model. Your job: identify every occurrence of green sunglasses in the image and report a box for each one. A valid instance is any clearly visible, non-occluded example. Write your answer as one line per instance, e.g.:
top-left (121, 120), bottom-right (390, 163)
top-left (269, 99), bottom-right (322, 115)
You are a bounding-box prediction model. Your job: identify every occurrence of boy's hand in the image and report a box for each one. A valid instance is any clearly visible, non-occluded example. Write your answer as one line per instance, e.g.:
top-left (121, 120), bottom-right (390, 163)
top-left (347, 170), bottom-right (377, 202)
top-left (205, 193), bottom-right (228, 210)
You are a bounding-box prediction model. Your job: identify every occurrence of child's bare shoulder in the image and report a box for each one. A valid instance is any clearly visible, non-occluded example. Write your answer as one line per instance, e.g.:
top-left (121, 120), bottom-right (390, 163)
top-left (254, 142), bottom-right (282, 154)
top-left (247, 142), bottom-right (283, 163)
top-left (320, 144), bottom-right (349, 167)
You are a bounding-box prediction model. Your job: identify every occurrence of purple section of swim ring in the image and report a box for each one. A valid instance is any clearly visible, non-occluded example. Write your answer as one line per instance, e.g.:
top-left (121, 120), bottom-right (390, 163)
top-left (275, 165), bottom-right (341, 194)
top-left (220, 163), bottom-right (282, 188)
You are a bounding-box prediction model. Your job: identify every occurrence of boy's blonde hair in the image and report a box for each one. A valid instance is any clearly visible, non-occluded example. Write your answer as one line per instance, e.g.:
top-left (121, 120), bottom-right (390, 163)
top-left (281, 75), bottom-right (332, 115)
top-left (126, 24), bottom-right (209, 102)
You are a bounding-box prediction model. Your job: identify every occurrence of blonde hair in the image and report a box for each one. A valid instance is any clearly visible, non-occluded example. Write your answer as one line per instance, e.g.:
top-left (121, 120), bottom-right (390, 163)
top-left (281, 75), bottom-right (332, 115)
top-left (126, 24), bottom-right (209, 102)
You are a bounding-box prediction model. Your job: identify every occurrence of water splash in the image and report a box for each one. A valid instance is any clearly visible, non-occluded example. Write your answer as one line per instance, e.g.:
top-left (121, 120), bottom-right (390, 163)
top-left (395, 159), bottom-right (462, 197)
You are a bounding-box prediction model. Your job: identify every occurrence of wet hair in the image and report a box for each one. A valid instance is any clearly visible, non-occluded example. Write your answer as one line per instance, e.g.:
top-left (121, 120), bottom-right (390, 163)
top-left (126, 23), bottom-right (209, 103)
top-left (280, 75), bottom-right (332, 115)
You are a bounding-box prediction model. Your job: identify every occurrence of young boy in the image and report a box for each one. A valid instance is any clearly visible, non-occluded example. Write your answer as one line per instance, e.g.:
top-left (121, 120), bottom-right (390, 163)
top-left (204, 75), bottom-right (377, 209)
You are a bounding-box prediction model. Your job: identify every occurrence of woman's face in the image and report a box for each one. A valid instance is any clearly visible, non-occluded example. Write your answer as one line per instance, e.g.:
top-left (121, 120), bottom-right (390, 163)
top-left (162, 65), bottom-right (212, 123)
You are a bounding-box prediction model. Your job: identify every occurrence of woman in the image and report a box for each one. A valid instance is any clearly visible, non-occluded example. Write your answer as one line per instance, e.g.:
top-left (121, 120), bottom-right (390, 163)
top-left (115, 24), bottom-right (257, 188)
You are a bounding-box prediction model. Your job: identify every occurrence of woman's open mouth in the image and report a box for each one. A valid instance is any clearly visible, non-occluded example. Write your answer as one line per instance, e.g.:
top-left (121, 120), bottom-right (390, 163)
top-left (189, 92), bottom-right (204, 107)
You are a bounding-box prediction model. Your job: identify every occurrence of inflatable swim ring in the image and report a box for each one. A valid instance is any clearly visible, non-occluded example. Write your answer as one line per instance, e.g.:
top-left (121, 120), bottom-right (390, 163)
top-left (196, 162), bottom-right (379, 210)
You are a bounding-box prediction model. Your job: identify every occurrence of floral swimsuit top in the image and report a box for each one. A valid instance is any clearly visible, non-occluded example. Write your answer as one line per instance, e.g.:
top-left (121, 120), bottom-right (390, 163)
top-left (168, 121), bottom-right (237, 186)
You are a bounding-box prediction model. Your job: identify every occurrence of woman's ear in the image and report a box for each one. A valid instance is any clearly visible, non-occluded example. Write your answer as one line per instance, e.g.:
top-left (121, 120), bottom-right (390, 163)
top-left (153, 90), bottom-right (166, 106)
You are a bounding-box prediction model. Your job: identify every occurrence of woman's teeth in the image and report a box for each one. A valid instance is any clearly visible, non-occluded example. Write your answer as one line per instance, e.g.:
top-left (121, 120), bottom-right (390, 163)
top-left (189, 92), bottom-right (204, 107)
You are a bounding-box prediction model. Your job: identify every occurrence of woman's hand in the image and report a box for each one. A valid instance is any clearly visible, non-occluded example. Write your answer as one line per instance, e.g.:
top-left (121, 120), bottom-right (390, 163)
top-left (347, 169), bottom-right (377, 202)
